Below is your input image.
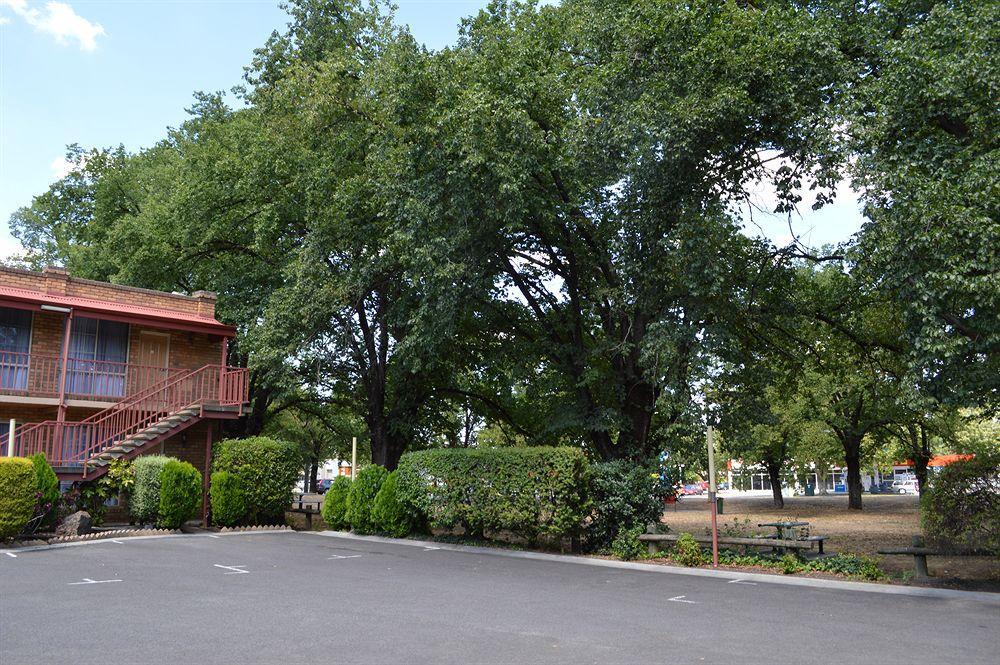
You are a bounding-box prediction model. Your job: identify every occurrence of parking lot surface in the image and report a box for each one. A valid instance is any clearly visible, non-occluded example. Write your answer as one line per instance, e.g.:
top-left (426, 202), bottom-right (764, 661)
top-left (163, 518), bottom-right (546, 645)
top-left (1, 532), bottom-right (997, 664)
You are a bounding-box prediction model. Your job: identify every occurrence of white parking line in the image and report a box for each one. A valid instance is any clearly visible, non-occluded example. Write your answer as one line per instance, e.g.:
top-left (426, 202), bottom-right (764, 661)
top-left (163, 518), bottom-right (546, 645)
top-left (728, 579), bottom-right (757, 585)
top-left (5, 552), bottom-right (17, 558)
top-left (422, 546), bottom-right (441, 551)
top-left (208, 535), bottom-right (221, 539)
top-left (327, 555), bottom-right (362, 560)
top-left (68, 578), bottom-right (122, 585)
top-left (214, 564), bottom-right (249, 575)
top-left (667, 595), bottom-right (697, 604)
top-left (110, 540), bottom-right (124, 544)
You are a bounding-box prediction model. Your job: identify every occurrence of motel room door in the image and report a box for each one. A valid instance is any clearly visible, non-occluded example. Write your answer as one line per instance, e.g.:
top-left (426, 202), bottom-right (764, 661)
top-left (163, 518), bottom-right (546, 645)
top-left (136, 331), bottom-right (171, 395)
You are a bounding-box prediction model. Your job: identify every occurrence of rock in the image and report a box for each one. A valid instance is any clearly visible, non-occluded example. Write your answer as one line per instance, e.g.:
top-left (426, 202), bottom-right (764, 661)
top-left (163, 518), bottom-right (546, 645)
top-left (56, 511), bottom-right (92, 537)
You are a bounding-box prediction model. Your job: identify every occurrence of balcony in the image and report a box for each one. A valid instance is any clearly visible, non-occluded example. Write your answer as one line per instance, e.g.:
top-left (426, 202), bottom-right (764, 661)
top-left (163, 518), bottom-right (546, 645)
top-left (0, 351), bottom-right (191, 403)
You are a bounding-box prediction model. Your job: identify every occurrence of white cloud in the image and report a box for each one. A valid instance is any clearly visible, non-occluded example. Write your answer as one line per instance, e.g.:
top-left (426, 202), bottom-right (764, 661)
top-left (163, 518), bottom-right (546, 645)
top-left (0, 15), bottom-right (12, 25)
top-left (1, 0), bottom-right (105, 51)
top-left (49, 153), bottom-right (76, 178)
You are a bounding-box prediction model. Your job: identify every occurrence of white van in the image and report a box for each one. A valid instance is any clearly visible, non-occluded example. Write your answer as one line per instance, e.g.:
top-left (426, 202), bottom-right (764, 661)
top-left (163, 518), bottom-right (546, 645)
top-left (891, 479), bottom-right (919, 495)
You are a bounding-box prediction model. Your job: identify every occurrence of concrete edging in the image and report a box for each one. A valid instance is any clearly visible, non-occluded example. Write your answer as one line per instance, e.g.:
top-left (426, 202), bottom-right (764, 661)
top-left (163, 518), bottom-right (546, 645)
top-left (0, 528), bottom-right (295, 555)
top-left (304, 530), bottom-right (1000, 605)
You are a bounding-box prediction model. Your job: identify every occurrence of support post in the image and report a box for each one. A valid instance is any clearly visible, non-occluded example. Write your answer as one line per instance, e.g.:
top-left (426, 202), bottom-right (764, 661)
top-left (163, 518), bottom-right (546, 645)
top-left (912, 535), bottom-right (929, 578)
top-left (351, 436), bottom-right (357, 480)
top-left (202, 424), bottom-right (213, 526)
top-left (56, 310), bottom-right (73, 423)
top-left (6, 419), bottom-right (14, 457)
top-left (219, 337), bottom-right (228, 400)
top-left (707, 425), bottom-right (719, 568)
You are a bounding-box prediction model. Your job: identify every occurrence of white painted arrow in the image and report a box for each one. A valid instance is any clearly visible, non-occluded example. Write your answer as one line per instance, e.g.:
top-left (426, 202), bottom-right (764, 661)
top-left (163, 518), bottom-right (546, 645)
top-left (667, 595), bottom-right (697, 604)
top-left (214, 564), bottom-right (249, 575)
top-left (68, 578), bottom-right (122, 585)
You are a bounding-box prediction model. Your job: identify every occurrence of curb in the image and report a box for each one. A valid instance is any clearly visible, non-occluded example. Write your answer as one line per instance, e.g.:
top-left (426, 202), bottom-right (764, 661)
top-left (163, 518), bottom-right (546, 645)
top-left (303, 530), bottom-right (1000, 605)
top-left (0, 527), bottom-right (295, 555)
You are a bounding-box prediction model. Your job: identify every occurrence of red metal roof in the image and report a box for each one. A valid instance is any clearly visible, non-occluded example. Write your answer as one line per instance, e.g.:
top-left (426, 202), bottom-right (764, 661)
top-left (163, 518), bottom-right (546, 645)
top-left (0, 284), bottom-right (236, 337)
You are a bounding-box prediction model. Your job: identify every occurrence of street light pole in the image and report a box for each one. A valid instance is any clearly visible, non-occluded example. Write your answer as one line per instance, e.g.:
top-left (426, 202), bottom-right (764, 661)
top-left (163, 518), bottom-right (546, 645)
top-left (707, 425), bottom-right (719, 567)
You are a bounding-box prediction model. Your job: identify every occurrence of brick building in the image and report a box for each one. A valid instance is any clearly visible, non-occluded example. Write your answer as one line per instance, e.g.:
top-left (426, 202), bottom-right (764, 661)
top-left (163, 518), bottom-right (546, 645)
top-left (0, 266), bottom-right (249, 519)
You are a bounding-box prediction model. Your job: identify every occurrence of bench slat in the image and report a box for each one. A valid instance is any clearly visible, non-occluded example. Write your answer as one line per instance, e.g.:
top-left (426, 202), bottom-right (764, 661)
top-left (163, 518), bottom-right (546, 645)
top-left (639, 534), bottom-right (812, 549)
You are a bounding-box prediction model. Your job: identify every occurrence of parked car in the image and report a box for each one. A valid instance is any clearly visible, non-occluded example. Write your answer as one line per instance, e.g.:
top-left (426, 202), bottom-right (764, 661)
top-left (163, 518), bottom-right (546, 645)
top-left (315, 479), bottom-right (334, 494)
top-left (891, 479), bottom-right (919, 495)
top-left (869, 481), bottom-right (895, 494)
top-left (681, 484), bottom-right (705, 496)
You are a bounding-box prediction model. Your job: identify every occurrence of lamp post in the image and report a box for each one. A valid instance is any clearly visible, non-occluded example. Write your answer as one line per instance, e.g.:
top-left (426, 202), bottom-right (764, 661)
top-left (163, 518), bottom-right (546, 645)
top-left (707, 425), bottom-right (719, 567)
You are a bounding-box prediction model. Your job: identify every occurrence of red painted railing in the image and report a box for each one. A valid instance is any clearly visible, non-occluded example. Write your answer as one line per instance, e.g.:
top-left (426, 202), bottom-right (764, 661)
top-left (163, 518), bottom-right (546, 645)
top-left (0, 351), bottom-right (189, 401)
top-left (2, 365), bottom-right (249, 468)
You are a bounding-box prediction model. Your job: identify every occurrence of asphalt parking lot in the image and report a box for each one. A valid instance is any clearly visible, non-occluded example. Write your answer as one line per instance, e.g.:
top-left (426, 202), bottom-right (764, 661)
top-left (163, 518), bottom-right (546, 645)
top-left (1, 531), bottom-right (998, 664)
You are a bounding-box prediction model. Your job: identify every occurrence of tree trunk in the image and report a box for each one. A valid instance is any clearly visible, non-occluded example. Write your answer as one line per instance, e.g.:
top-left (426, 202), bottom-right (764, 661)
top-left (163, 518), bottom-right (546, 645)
top-left (844, 436), bottom-right (864, 510)
top-left (913, 424), bottom-right (931, 495)
top-left (766, 462), bottom-right (784, 509)
top-left (308, 456), bottom-right (319, 493)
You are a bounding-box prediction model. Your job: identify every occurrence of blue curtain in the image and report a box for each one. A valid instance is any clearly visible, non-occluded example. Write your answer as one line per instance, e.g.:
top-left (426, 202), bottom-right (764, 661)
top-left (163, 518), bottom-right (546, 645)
top-left (0, 307), bottom-right (32, 391)
top-left (66, 318), bottom-right (129, 397)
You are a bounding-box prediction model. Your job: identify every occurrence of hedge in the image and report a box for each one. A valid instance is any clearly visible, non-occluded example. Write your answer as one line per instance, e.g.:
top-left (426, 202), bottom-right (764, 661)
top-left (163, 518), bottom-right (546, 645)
top-left (30, 453), bottom-right (60, 529)
top-left (396, 447), bottom-right (591, 542)
top-left (347, 465), bottom-right (388, 534)
top-left (922, 451), bottom-right (1000, 555)
top-left (213, 437), bottom-right (300, 524)
top-left (210, 471), bottom-right (245, 527)
top-left (321, 475), bottom-right (351, 530)
top-left (586, 460), bottom-right (663, 551)
top-left (132, 455), bottom-right (172, 525)
top-left (0, 458), bottom-right (37, 539)
top-left (158, 460), bottom-right (202, 529)
top-left (372, 471), bottom-right (417, 537)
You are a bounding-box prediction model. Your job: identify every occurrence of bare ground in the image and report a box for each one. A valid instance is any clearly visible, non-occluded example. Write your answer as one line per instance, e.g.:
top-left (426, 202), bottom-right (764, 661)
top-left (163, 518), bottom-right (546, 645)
top-left (662, 493), bottom-right (999, 590)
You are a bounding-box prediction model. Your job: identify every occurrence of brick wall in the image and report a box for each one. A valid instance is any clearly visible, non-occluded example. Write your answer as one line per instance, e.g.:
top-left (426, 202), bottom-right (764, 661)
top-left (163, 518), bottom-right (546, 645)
top-left (126, 325), bottom-right (223, 371)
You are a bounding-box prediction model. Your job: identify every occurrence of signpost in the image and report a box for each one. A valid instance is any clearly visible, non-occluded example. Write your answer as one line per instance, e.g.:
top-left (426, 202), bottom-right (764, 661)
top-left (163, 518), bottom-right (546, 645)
top-left (351, 436), bottom-right (357, 480)
top-left (707, 425), bottom-right (719, 567)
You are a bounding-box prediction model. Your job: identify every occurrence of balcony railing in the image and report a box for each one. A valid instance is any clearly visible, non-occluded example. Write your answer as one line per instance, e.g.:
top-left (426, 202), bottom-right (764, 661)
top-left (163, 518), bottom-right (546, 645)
top-left (0, 351), bottom-right (189, 402)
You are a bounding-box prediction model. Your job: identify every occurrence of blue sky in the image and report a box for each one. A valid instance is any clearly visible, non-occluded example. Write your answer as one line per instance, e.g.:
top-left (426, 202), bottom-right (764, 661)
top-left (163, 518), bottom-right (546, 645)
top-left (0, 0), bottom-right (864, 260)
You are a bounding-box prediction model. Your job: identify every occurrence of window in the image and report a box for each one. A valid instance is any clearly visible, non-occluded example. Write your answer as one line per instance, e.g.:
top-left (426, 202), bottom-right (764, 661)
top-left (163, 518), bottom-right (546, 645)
top-left (0, 307), bottom-right (32, 391)
top-left (66, 317), bottom-right (130, 397)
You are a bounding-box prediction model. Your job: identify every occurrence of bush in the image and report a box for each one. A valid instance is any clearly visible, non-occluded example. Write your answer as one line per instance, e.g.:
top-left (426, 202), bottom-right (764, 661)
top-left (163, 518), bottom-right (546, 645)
top-left (347, 465), bottom-right (388, 534)
top-left (396, 447), bottom-right (591, 543)
top-left (372, 471), bottom-right (418, 537)
top-left (213, 437), bottom-right (300, 524)
top-left (321, 475), bottom-right (352, 530)
top-left (158, 460), bottom-right (202, 529)
top-left (0, 457), bottom-right (37, 539)
top-left (671, 533), bottom-right (707, 567)
top-left (210, 471), bottom-right (245, 527)
top-left (922, 451), bottom-right (1000, 555)
top-left (586, 460), bottom-right (663, 552)
top-left (131, 455), bottom-right (172, 525)
top-left (610, 524), bottom-right (646, 561)
top-left (30, 453), bottom-right (60, 529)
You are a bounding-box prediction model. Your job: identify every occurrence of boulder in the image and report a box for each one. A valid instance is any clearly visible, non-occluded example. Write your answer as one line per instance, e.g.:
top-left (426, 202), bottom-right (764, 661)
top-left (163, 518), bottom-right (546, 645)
top-left (56, 511), bottom-right (92, 537)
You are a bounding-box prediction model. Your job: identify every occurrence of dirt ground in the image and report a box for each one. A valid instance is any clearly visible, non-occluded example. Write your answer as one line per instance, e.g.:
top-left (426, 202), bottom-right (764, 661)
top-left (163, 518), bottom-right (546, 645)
top-left (662, 493), bottom-right (999, 589)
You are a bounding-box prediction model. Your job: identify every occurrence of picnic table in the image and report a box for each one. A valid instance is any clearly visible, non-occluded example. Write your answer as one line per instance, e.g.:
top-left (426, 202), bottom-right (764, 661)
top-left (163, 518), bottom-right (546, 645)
top-left (757, 521), bottom-right (827, 554)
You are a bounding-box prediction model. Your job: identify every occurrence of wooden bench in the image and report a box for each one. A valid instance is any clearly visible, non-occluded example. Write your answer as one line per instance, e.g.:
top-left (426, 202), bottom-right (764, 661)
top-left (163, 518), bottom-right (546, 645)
top-left (287, 494), bottom-right (322, 529)
top-left (639, 533), bottom-right (825, 556)
top-left (877, 536), bottom-right (958, 578)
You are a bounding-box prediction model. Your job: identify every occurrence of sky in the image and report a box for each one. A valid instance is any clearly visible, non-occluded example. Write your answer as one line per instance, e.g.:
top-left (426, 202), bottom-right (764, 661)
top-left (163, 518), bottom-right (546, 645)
top-left (0, 0), bottom-right (865, 261)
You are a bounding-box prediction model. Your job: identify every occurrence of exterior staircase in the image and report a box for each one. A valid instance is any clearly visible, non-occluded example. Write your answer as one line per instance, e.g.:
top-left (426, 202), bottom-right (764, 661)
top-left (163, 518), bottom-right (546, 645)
top-left (2, 364), bottom-right (248, 481)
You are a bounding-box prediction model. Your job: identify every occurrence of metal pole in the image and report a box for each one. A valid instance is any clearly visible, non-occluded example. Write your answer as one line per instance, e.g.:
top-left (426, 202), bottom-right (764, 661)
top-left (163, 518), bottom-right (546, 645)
top-left (6, 419), bottom-right (14, 457)
top-left (351, 436), bottom-right (357, 480)
top-left (707, 425), bottom-right (719, 568)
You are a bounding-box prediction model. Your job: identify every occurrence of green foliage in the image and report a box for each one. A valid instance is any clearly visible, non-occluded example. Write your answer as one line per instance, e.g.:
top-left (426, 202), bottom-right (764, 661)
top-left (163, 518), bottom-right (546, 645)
top-left (213, 437), bottom-right (300, 524)
top-left (922, 451), bottom-right (1000, 556)
top-left (209, 471), bottom-right (245, 527)
top-left (346, 465), bottom-right (388, 535)
top-left (29, 453), bottom-right (60, 528)
top-left (131, 455), bottom-right (172, 526)
top-left (671, 533), bottom-right (707, 567)
top-left (396, 447), bottom-right (590, 543)
top-left (158, 461), bottom-right (203, 529)
top-left (715, 550), bottom-right (886, 581)
top-left (102, 459), bottom-right (136, 496)
top-left (372, 471), bottom-right (417, 538)
top-left (610, 524), bottom-right (646, 561)
top-left (321, 475), bottom-right (352, 530)
top-left (779, 553), bottom-right (803, 575)
top-left (586, 460), bottom-right (662, 552)
top-left (0, 458), bottom-right (37, 539)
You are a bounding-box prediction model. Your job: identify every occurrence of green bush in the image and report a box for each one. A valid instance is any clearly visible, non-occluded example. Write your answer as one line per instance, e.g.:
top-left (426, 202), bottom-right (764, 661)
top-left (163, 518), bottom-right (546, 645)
top-left (586, 460), bottom-right (662, 552)
top-left (131, 455), bottom-right (172, 525)
top-left (0, 457), bottom-right (37, 539)
top-left (213, 437), bottom-right (300, 524)
top-left (210, 471), bottom-right (245, 527)
top-left (396, 447), bottom-right (591, 543)
top-left (321, 475), bottom-right (352, 530)
top-left (610, 524), bottom-right (646, 561)
top-left (158, 460), bottom-right (202, 529)
top-left (779, 553), bottom-right (803, 575)
top-left (922, 451), bottom-right (1000, 555)
top-left (372, 471), bottom-right (417, 537)
top-left (347, 465), bottom-right (388, 534)
top-left (671, 533), bottom-right (707, 567)
top-left (30, 453), bottom-right (60, 529)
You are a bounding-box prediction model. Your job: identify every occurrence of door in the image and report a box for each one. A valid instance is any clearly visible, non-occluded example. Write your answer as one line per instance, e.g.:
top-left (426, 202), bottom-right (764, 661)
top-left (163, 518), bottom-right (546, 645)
top-left (136, 331), bottom-right (170, 393)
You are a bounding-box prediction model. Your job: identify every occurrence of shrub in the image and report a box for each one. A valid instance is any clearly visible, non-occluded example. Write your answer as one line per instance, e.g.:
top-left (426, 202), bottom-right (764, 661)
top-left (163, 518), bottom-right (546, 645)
top-left (347, 465), bottom-right (388, 534)
top-left (610, 524), bottom-right (646, 561)
top-left (30, 453), bottom-right (60, 529)
top-left (372, 471), bottom-right (417, 537)
top-left (396, 447), bottom-right (591, 543)
top-left (131, 455), bottom-right (172, 525)
top-left (671, 533), bottom-right (707, 567)
top-left (210, 471), bottom-right (245, 527)
top-left (321, 475), bottom-right (352, 530)
top-left (158, 460), bottom-right (202, 529)
top-left (0, 457), bottom-right (37, 539)
top-left (779, 553), bottom-right (803, 575)
top-left (810, 554), bottom-right (885, 581)
top-left (586, 460), bottom-right (663, 552)
top-left (921, 451), bottom-right (1000, 555)
top-left (213, 437), bottom-right (300, 524)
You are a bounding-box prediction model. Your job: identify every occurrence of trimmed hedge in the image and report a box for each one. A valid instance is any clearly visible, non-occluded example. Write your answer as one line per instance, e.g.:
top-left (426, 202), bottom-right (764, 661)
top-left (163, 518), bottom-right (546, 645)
top-left (321, 475), bottom-right (352, 530)
top-left (586, 460), bottom-right (663, 552)
top-left (132, 455), bottom-right (172, 526)
top-left (0, 457), bottom-right (37, 539)
top-left (210, 471), bottom-right (245, 527)
top-left (213, 437), bottom-right (300, 524)
top-left (347, 465), bottom-right (388, 534)
top-left (372, 471), bottom-right (417, 537)
top-left (30, 453), bottom-right (60, 529)
top-left (396, 447), bottom-right (591, 542)
top-left (922, 451), bottom-right (1000, 555)
top-left (158, 460), bottom-right (202, 529)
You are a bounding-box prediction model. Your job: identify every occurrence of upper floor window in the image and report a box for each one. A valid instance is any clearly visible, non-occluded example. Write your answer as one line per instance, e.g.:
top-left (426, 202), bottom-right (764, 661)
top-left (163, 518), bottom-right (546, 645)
top-left (0, 307), bottom-right (32, 391)
top-left (66, 317), bottom-right (130, 397)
